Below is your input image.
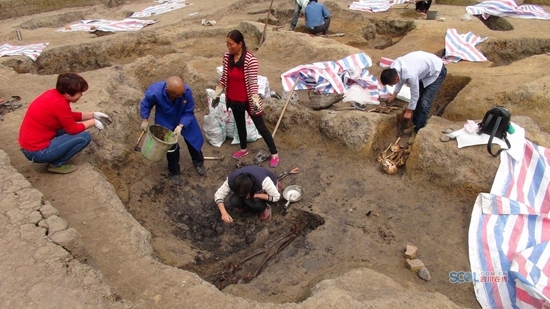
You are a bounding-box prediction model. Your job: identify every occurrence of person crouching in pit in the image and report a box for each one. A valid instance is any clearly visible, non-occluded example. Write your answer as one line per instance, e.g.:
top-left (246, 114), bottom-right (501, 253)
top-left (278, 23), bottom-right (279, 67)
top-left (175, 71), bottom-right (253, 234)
top-left (214, 166), bottom-right (281, 223)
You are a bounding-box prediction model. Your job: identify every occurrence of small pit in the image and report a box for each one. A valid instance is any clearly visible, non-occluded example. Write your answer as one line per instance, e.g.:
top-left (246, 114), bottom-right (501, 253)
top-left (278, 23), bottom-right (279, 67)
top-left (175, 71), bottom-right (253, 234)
top-left (480, 38), bottom-right (550, 66)
top-left (476, 15), bottom-right (514, 31)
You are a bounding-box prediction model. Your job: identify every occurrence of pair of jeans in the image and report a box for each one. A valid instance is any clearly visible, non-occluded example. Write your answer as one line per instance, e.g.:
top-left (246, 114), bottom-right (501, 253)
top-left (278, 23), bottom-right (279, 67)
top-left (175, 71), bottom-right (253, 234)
top-left (290, 1), bottom-right (303, 29)
top-left (307, 16), bottom-right (331, 35)
top-left (166, 139), bottom-right (204, 176)
top-left (229, 194), bottom-right (267, 213)
top-left (230, 105), bottom-right (278, 155)
top-left (20, 130), bottom-right (91, 167)
top-left (412, 65), bottom-right (447, 132)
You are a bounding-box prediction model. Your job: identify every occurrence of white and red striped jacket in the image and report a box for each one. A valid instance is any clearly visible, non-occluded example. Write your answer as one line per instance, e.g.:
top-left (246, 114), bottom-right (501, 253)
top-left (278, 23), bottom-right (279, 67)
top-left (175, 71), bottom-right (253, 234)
top-left (219, 51), bottom-right (264, 116)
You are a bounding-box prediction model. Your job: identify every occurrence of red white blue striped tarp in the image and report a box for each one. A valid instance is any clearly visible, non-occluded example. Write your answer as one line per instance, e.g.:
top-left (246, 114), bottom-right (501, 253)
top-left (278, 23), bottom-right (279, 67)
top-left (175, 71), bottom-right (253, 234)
top-left (57, 19), bottom-right (158, 32)
top-left (131, 0), bottom-right (190, 18)
top-left (470, 140), bottom-right (550, 308)
top-left (280, 53), bottom-right (381, 102)
top-left (466, 0), bottom-right (550, 20)
top-left (349, 0), bottom-right (411, 13)
top-left (0, 43), bottom-right (49, 61)
top-left (443, 28), bottom-right (487, 63)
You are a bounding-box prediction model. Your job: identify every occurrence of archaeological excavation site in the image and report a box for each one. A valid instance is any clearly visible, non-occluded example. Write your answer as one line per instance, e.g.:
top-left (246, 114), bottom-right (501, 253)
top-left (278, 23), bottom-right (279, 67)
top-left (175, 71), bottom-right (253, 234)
top-left (2, 0), bottom-right (550, 308)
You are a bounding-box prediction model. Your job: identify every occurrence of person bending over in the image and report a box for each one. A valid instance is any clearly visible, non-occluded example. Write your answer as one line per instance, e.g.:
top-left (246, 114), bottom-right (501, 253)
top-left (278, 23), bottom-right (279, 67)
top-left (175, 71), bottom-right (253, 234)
top-left (380, 51), bottom-right (446, 144)
top-left (140, 76), bottom-right (205, 184)
top-left (214, 166), bottom-right (281, 223)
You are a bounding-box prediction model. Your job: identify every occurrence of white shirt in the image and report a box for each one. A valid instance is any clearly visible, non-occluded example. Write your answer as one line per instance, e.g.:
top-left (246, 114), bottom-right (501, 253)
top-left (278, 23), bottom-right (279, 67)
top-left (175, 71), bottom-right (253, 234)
top-left (391, 51), bottom-right (443, 110)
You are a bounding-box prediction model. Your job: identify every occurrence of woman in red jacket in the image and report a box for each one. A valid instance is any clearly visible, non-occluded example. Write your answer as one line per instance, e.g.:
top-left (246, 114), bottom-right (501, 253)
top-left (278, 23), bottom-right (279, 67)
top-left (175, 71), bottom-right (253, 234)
top-left (212, 30), bottom-right (280, 168)
top-left (18, 73), bottom-right (109, 174)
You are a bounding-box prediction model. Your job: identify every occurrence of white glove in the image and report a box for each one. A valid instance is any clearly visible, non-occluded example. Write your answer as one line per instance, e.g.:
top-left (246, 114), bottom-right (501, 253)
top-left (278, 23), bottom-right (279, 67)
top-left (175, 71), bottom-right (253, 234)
top-left (140, 121), bottom-right (148, 131)
top-left (93, 112), bottom-right (111, 123)
top-left (214, 85), bottom-right (224, 98)
top-left (94, 119), bottom-right (104, 130)
top-left (173, 125), bottom-right (182, 136)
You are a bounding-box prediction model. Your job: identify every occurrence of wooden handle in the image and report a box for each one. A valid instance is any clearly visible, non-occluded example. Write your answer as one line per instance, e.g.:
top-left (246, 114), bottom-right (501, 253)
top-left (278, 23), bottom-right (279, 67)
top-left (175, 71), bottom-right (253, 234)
top-left (272, 77), bottom-right (299, 138)
top-left (258, 0), bottom-right (275, 48)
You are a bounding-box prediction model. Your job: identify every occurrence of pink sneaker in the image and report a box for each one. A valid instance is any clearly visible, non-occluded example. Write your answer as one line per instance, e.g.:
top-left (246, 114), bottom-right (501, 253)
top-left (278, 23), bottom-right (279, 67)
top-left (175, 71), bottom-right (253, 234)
top-left (232, 149), bottom-right (249, 159)
top-left (269, 155), bottom-right (279, 168)
top-left (260, 205), bottom-right (271, 222)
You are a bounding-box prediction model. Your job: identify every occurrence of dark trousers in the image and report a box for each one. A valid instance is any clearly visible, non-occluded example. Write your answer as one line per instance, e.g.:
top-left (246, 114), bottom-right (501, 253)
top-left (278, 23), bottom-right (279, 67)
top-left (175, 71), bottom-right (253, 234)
top-left (290, 1), bottom-right (303, 29)
top-left (307, 16), bottom-right (331, 35)
top-left (166, 139), bottom-right (204, 175)
top-left (231, 106), bottom-right (278, 155)
top-left (412, 65), bottom-right (447, 132)
top-left (229, 194), bottom-right (268, 213)
top-left (415, 0), bottom-right (432, 13)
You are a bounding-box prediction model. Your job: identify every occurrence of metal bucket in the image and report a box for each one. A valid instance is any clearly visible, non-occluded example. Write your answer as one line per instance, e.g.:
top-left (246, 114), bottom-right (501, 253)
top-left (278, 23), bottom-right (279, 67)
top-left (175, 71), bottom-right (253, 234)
top-left (427, 11), bottom-right (438, 20)
top-left (141, 124), bottom-right (178, 162)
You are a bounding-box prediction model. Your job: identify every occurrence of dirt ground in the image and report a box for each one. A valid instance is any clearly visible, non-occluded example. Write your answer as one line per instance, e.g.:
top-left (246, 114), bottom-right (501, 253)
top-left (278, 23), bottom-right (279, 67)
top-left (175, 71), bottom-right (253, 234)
top-left (2, 0), bottom-right (550, 308)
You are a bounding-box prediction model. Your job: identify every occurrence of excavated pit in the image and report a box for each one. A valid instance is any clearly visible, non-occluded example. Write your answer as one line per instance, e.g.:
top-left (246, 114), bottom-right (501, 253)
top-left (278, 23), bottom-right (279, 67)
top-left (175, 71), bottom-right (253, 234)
top-left (480, 38), bottom-right (550, 66)
top-left (2, 5), bottom-right (482, 307)
top-left (476, 15), bottom-right (514, 31)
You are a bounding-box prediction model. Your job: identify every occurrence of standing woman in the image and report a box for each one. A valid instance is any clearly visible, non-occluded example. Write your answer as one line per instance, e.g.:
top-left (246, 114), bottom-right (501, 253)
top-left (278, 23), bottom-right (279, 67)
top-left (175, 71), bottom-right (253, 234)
top-left (212, 29), bottom-right (280, 168)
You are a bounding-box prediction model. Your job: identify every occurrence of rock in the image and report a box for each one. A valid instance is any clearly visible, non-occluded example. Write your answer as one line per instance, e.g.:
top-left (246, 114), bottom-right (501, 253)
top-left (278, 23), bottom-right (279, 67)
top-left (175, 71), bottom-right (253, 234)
top-left (40, 201), bottom-right (59, 218)
top-left (418, 267), bottom-right (432, 281)
top-left (404, 244), bottom-right (418, 259)
top-left (442, 128), bottom-right (454, 134)
top-left (45, 215), bottom-right (68, 235)
top-left (50, 228), bottom-right (89, 262)
top-left (28, 211), bottom-right (43, 225)
top-left (440, 134), bottom-right (450, 142)
top-left (405, 259), bottom-right (425, 272)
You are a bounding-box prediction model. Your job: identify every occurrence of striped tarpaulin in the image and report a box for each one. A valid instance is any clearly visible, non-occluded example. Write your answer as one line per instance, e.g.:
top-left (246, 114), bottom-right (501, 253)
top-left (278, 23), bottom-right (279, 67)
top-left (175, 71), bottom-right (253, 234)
top-left (349, 0), bottom-right (411, 13)
top-left (280, 53), bottom-right (380, 102)
top-left (442, 28), bottom-right (487, 63)
top-left (469, 140), bottom-right (550, 308)
top-left (131, 0), bottom-right (190, 18)
top-left (57, 19), bottom-right (158, 32)
top-left (0, 43), bottom-right (49, 61)
top-left (466, 0), bottom-right (550, 20)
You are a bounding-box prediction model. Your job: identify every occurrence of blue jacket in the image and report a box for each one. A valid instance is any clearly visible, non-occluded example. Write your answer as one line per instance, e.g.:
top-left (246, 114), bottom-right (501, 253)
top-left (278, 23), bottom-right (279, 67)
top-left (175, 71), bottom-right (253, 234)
top-left (305, 1), bottom-right (330, 28)
top-left (140, 81), bottom-right (204, 152)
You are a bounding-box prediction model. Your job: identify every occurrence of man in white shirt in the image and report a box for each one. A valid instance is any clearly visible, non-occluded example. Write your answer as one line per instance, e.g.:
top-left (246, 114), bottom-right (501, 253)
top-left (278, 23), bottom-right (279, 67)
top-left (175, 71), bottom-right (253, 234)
top-left (380, 51), bottom-right (447, 144)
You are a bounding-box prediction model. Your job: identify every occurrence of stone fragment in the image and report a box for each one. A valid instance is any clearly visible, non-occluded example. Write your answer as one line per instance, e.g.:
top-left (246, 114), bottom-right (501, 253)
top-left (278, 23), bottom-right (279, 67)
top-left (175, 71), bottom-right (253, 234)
top-left (40, 201), bottom-right (58, 218)
top-left (404, 244), bottom-right (418, 259)
top-left (38, 219), bottom-right (48, 229)
top-left (442, 128), bottom-right (454, 134)
top-left (50, 228), bottom-right (88, 262)
top-left (45, 215), bottom-right (68, 235)
top-left (418, 267), bottom-right (432, 281)
top-left (440, 134), bottom-right (450, 142)
top-left (405, 259), bottom-right (425, 272)
top-left (28, 211), bottom-right (43, 225)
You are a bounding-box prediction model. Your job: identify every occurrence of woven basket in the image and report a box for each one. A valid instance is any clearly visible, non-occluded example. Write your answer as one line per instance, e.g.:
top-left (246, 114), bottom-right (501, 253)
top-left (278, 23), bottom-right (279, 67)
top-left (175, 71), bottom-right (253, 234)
top-left (308, 91), bottom-right (344, 110)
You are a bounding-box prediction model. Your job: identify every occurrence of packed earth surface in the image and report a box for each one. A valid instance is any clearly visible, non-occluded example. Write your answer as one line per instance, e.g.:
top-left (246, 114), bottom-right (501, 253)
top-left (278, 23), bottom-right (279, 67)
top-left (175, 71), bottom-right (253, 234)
top-left (2, 0), bottom-right (550, 308)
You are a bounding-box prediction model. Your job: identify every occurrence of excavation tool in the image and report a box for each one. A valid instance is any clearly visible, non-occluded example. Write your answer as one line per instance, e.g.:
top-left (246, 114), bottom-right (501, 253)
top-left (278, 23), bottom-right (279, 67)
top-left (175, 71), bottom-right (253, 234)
top-left (255, 77), bottom-right (300, 165)
top-left (204, 155), bottom-right (225, 161)
top-left (323, 33), bottom-right (345, 37)
top-left (277, 167), bottom-right (299, 180)
top-left (257, 0), bottom-right (275, 49)
top-left (134, 130), bottom-right (145, 151)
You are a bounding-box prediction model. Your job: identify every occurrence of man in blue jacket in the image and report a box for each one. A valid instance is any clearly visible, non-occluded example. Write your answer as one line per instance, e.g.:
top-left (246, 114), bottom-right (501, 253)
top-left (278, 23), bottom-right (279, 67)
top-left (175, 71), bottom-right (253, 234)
top-left (304, 0), bottom-right (331, 36)
top-left (140, 76), bottom-right (205, 184)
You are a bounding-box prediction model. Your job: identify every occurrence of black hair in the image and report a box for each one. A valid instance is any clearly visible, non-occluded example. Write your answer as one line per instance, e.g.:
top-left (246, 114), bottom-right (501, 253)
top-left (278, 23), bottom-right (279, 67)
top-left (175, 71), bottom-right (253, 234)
top-left (380, 68), bottom-right (398, 86)
top-left (56, 73), bottom-right (89, 96)
top-left (227, 29), bottom-right (247, 69)
top-left (233, 173), bottom-right (256, 197)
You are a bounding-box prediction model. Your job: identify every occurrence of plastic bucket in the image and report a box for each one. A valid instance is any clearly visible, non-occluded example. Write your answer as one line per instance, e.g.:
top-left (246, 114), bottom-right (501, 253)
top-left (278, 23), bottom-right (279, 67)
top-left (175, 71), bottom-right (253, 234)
top-left (141, 124), bottom-right (178, 162)
top-left (427, 11), bottom-right (438, 20)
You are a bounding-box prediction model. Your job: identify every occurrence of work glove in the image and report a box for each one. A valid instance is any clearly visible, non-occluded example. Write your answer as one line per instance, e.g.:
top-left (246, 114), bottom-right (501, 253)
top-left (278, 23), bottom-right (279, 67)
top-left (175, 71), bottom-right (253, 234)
top-left (94, 119), bottom-right (104, 131)
top-left (93, 112), bottom-right (112, 124)
top-left (173, 125), bottom-right (182, 136)
top-left (212, 85), bottom-right (224, 108)
top-left (251, 94), bottom-right (261, 113)
top-left (140, 120), bottom-right (149, 132)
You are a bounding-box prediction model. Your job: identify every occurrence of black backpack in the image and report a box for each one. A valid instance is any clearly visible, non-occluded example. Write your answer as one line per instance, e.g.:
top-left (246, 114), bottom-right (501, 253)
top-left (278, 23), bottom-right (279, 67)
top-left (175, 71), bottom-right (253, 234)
top-left (477, 106), bottom-right (511, 157)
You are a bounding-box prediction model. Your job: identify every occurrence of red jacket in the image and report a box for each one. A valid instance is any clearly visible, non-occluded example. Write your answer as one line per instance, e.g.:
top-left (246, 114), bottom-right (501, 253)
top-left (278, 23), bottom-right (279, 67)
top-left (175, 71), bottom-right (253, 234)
top-left (18, 89), bottom-right (85, 151)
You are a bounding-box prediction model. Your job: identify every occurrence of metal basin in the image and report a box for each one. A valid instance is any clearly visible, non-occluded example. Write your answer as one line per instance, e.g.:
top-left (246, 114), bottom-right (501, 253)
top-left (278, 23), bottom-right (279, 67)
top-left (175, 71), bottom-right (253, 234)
top-left (282, 185), bottom-right (303, 209)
